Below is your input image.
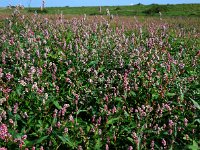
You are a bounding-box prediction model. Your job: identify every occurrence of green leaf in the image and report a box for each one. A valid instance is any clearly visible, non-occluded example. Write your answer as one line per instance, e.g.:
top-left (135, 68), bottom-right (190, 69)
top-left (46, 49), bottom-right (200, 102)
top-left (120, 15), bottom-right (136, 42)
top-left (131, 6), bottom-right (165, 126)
top-left (38, 120), bottom-right (42, 125)
top-left (127, 137), bottom-right (134, 143)
top-left (57, 135), bottom-right (75, 148)
top-left (194, 119), bottom-right (200, 124)
top-left (35, 135), bottom-right (49, 144)
top-left (115, 97), bottom-right (123, 103)
top-left (188, 140), bottom-right (199, 150)
top-left (124, 110), bottom-right (129, 117)
top-left (52, 117), bottom-right (57, 125)
top-left (166, 92), bottom-right (176, 97)
top-left (16, 85), bottom-right (23, 96)
top-left (94, 138), bottom-right (102, 150)
top-left (58, 135), bottom-right (67, 143)
top-left (87, 125), bottom-right (91, 132)
top-left (25, 135), bottom-right (48, 147)
top-left (169, 145), bottom-right (173, 150)
top-left (106, 117), bottom-right (120, 125)
top-left (98, 67), bottom-right (105, 72)
top-left (77, 109), bottom-right (87, 115)
top-left (53, 100), bottom-right (62, 109)
top-left (88, 60), bottom-right (98, 66)
top-left (190, 98), bottom-right (200, 110)
top-left (180, 88), bottom-right (184, 100)
top-left (130, 91), bottom-right (136, 97)
top-left (25, 140), bottom-right (34, 147)
top-left (152, 93), bottom-right (159, 99)
top-left (15, 114), bottom-right (22, 120)
top-left (29, 132), bottom-right (38, 137)
top-left (14, 133), bottom-right (23, 139)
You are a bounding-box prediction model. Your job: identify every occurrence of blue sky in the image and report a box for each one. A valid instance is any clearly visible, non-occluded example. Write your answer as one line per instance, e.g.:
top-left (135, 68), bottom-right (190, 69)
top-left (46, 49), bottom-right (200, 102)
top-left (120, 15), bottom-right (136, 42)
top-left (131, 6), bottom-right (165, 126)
top-left (0, 0), bottom-right (199, 7)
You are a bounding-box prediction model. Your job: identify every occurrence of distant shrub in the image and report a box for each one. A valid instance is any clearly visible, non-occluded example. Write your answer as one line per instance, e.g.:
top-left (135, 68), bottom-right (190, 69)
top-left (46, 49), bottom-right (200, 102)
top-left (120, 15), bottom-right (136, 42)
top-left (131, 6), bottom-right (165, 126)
top-left (115, 7), bottom-right (121, 11)
top-left (143, 5), bottom-right (168, 15)
top-left (27, 9), bottom-right (48, 14)
top-left (189, 12), bottom-right (200, 16)
top-left (89, 13), bottom-right (97, 16)
top-left (89, 12), bottom-right (103, 16)
top-left (137, 3), bottom-right (143, 5)
top-left (151, 3), bottom-right (158, 5)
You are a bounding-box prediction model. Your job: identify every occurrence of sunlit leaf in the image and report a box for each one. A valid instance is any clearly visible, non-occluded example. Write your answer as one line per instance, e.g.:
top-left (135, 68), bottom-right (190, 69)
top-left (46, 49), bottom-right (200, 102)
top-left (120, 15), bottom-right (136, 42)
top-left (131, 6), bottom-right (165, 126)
top-left (188, 140), bottom-right (199, 150)
top-left (52, 100), bottom-right (62, 109)
top-left (190, 98), bottom-right (200, 110)
top-left (106, 117), bottom-right (120, 125)
top-left (94, 138), bottom-right (102, 150)
top-left (57, 135), bottom-right (75, 148)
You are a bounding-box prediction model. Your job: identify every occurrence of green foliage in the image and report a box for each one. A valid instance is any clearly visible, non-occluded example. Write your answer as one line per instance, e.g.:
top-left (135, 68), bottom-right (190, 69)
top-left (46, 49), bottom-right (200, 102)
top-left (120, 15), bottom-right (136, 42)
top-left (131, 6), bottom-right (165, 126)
top-left (143, 5), bottom-right (168, 15)
top-left (1, 4), bottom-right (200, 17)
top-left (187, 141), bottom-right (199, 150)
top-left (27, 8), bottom-right (48, 14)
top-left (190, 98), bottom-right (200, 110)
top-left (114, 7), bottom-right (121, 11)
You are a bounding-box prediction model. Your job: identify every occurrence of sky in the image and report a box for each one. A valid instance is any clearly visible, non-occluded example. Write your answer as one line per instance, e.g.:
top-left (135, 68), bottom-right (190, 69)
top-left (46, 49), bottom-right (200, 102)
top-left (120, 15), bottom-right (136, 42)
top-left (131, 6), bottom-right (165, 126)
top-left (0, 0), bottom-right (199, 7)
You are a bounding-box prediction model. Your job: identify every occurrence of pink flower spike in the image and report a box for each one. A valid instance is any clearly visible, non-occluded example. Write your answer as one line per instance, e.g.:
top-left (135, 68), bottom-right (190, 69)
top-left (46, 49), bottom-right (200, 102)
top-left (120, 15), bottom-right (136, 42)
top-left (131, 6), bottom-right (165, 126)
top-left (0, 124), bottom-right (8, 140)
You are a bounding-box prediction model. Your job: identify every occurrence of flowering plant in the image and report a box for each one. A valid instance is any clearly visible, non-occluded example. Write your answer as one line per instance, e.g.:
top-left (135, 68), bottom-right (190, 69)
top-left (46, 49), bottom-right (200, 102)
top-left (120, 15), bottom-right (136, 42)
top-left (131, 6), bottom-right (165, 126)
top-left (0, 12), bottom-right (199, 149)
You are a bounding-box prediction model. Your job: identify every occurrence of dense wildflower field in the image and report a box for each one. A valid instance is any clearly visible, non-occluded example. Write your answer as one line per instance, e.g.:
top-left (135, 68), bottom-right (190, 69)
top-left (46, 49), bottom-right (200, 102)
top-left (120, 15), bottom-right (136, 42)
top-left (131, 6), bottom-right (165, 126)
top-left (0, 11), bottom-right (199, 150)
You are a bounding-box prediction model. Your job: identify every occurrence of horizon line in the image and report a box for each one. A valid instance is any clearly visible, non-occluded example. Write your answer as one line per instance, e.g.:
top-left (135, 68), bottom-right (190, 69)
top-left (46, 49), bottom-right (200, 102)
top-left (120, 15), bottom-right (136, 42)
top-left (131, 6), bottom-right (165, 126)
top-left (1, 3), bottom-right (200, 8)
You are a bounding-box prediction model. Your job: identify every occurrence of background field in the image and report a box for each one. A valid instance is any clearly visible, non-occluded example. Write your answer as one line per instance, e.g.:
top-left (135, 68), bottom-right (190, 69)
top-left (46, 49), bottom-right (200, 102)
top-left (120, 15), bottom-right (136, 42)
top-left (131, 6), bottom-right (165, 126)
top-left (0, 3), bottom-right (199, 150)
top-left (0, 4), bottom-right (200, 17)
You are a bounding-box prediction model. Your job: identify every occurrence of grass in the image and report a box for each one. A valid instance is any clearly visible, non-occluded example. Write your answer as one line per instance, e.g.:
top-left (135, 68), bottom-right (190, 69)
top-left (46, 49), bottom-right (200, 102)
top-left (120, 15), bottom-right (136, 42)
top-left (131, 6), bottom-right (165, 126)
top-left (0, 4), bottom-right (200, 17)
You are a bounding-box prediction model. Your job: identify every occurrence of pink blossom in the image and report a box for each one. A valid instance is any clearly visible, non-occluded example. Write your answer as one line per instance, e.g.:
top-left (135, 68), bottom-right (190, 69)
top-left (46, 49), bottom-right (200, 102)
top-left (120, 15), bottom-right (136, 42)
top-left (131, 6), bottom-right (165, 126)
top-left (91, 115), bottom-right (95, 123)
top-left (66, 78), bottom-right (72, 84)
top-left (53, 109), bottom-right (58, 118)
top-left (32, 146), bottom-right (36, 150)
top-left (19, 80), bottom-right (27, 86)
top-left (0, 68), bottom-right (3, 78)
top-left (168, 119), bottom-right (173, 128)
top-left (184, 118), bottom-right (188, 126)
top-left (56, 121), bottom-right (61, 128)
top-left (128, 146), bottom-right (133, 150)
top-left (9, 119), bottom-right (14, 125)
top-left (123, 71), bottom-right (129, 91)
top-left (112, 106), bottom-right (117, 114)
top-left (63, 127), bottom-right (68, 134)
top-left (168, 129), bottom-right (173, 135)
top-left (106, 144), bottom-right (109, 150)
top-left (40, 146), bottom-right (44, 150)
top-left (37, 87), bottom-right (44, 94)
top-left (22, 135), bottom-right (27, 140)
top-left (69, 114), bottom-right (74, 123)
top-left (0, 124), bottom-right (8, 140)
top-left (13, 103), bottom-right (19, 114)
top-left (37, 67), bottom-right (43, 76)
top-left (97, 116), bottom-right (102, 125)
top-left (0, 97), bottom-right (6, 105)
top-left (5, 72), bottom-right (14, 81)
top-left (162, 139), bottom-right (166, 147)
top-left (151, 140), bottom-right (155, 148)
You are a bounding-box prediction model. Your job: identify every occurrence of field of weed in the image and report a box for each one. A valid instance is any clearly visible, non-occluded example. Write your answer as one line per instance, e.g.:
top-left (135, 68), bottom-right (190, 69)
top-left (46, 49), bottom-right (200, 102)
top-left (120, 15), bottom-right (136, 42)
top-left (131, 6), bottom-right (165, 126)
top-left (0, 9), bottom-right (199, 150)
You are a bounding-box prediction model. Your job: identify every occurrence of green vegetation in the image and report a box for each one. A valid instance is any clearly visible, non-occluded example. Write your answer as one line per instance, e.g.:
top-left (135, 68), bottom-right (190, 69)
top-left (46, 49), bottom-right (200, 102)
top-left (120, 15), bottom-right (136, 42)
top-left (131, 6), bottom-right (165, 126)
top-left (0, 4), bottom-right (200, 16)
top-left (143, 5), bottom-right (168, 15)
